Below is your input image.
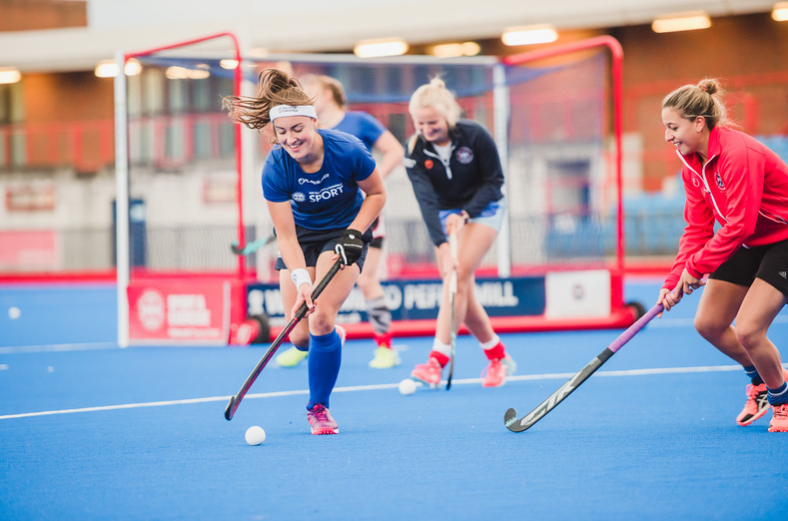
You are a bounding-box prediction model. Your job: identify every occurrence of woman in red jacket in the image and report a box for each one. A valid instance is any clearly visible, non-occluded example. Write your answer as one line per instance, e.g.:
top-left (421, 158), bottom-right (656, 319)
top-left (659, 78), bottom-right (788, 433)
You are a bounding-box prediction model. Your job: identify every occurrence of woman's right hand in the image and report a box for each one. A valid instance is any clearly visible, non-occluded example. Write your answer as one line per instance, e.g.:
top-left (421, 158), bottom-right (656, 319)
top-left (656, 288), bottom-right (671, 318)
top-left (291, 282), bottom-right (316, 318)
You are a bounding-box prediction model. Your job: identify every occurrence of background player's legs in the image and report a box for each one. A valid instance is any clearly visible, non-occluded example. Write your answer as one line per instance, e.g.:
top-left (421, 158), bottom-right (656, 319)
top-left (357, 243), bottom-right (399, 368)
top-left (412, 223), bottom-right (514, 387)
top-left (434, 222), bottom-right (497, 345)
top-left (462, 274), bottom-right (494, 341)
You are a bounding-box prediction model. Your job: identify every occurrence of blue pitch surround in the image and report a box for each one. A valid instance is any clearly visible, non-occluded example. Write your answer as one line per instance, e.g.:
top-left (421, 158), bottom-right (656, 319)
top-left (0, 279), bottom-right (787, 520)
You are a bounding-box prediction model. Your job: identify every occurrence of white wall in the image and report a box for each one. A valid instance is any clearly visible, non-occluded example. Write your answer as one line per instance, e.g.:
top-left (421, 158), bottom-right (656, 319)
top-left (0, 1), bottom-right (775, 72)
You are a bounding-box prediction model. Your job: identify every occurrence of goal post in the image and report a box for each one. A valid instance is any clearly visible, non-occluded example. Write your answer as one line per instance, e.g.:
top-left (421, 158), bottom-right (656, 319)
top-left (502, 35), bottom-right (627, 319)
top-left (114, 32), bottom-right (246, 347)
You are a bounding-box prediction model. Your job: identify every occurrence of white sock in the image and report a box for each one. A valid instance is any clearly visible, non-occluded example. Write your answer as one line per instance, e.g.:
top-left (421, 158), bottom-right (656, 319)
top-left (479, 334), bottom-right (500, 350)
top-left (432, 338), bottom-right (452, 357)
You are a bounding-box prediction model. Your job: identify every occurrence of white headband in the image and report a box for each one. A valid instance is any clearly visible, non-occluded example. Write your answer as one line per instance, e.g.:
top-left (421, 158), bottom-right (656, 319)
top-left (270, 104), bottom-right (317, 122)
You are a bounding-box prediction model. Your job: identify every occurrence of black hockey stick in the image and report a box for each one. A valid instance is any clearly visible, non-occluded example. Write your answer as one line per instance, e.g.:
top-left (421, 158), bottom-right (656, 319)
top-left (504, 302), bottom-right (662, 432)
top-left (446, 226), bottom-right (459, 390)
top-left (224, 258), bottom-right (343, 421)
top-left (230, 235), bottom-right (276, 256)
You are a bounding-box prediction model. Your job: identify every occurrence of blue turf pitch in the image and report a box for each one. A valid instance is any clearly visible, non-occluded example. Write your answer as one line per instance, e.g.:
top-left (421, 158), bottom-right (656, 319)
top-left (1, 280), bottom-right (787, 520)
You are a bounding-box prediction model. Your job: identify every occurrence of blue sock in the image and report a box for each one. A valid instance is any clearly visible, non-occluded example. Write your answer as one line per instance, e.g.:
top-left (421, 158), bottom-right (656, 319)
top-left (743, 365), bottom-right (763, 385)
top-left (306, 328), bottom-right (342, 410)
top-left (767, 381), bottom-right (788, 406)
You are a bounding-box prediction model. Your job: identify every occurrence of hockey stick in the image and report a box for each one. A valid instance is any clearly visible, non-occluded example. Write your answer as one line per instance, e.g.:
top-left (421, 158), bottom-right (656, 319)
top-left (504, 302), bottom-right (663, 432)
top-left (230, 235), bottom-right (276, 256)
top-left (224, 257), bottom-right (343, 421)
top-left (446, 226), bottom-right (459, 391)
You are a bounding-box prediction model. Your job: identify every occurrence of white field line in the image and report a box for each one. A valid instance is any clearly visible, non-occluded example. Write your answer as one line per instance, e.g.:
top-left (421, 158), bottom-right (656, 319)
top-left (0, 342), bottom-right (119, 354)
top-left (0, 363), bottom-right (758, 421)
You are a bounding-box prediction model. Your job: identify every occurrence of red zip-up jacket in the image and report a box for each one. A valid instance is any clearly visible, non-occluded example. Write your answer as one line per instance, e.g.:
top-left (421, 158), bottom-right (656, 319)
top-left (663, 126), bottom-right (788, 290)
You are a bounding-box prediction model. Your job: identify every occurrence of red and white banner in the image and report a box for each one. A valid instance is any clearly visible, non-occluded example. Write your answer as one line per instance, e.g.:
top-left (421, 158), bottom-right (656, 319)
top-left (0, 230), bottom-right (59, 270)
top-left (128, 280), bottom-right (230, 345)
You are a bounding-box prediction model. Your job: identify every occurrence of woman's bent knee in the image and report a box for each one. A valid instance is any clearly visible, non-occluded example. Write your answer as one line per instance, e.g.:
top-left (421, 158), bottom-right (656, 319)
top-left (694, 316), bottom-right (727, 341)
top-left (734, 321), bottom-right (766, 350)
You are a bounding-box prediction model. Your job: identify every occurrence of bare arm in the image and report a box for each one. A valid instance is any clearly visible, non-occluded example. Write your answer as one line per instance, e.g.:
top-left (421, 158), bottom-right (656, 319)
top-left (372, 131), bottom-right (405, 180)
top-left (349, 168), bottom-right (386, 233)
top-left (267, 200), bottom-right (306, 271)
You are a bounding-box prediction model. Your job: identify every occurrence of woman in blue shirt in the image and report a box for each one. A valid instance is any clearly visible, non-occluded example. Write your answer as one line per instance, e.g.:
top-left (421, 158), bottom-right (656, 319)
top-left (271, 73), bottom-right (404, 371)
top-left (224, 68), bottom-right (386, 435)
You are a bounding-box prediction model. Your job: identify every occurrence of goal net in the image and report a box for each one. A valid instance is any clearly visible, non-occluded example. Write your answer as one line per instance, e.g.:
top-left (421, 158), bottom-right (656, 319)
top-left (115, 34), bottom-right (629, 345)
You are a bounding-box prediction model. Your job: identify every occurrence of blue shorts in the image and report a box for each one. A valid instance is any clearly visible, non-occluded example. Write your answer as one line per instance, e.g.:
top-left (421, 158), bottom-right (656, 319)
top-left (439, 197), bottom-right (507, 238)
top-left (274, 225), bottom-right (371, 273)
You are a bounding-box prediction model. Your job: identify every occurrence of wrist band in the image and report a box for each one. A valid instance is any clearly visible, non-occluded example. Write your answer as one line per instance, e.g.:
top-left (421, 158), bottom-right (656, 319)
top-left (291, 268), bottom-right (313, 290)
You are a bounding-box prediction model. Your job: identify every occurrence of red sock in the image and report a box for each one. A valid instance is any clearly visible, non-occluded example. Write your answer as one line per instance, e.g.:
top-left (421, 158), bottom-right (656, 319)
top-left (429, 350), bottom-right (450, 367)
top-left (373, 331), bottom-right (393, 349)
top-left (484, 342), bottom-right (505, 361)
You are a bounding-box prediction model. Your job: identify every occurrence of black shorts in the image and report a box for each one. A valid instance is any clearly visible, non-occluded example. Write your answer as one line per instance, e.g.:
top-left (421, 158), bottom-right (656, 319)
top-left (709, 238), bottom-right (788, 296)
top-left (273, 225), bottom-right (372, 273)
top-left (369, 217), bottom-right (384, 249)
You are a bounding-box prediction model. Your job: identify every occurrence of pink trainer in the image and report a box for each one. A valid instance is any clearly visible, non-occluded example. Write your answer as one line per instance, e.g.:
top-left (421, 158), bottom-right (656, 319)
top-left (307, 404), bottom-right (339, 435)
top-left (411, 357), bottom-right (443, 388)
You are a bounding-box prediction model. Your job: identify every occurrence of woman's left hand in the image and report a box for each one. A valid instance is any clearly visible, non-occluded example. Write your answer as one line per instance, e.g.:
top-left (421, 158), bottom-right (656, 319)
top-left (678, 268), bottom-right (705, 296)
top-left (445, 212), bottom-right (466, 237)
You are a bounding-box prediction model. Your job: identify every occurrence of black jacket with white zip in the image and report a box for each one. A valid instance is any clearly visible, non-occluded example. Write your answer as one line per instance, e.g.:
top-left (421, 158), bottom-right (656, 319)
top-left (404, 119), bottom-right (504, 246)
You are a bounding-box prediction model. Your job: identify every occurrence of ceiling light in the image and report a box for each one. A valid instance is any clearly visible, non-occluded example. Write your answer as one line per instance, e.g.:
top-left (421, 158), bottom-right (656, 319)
top-left (353, 38), bottom-right (409, 59)
top-left (431, 43), bottom-right (464, 58)
top-left (652, 11), bottom-right (711, 33)
top-left (165, 66), bottom-right (210, 80)
top-left (94, 60), bottom-right (118, 78)
top-left (773, 2), bottom-right (788, 21)
top-left (0, 68), bottom-right (21, 85)
top-left (220, 59), bottom-right (239, 69)
top-left (461, 42), bottom-right (481, 56)
top-left (124, 59), bottom-right (142, 76)
top-left (94, 59), bottom-right (142, 78)
top-left (430, 42), bottom-right (481, 58)
top-left (501, 25), bottom-right (558, 46)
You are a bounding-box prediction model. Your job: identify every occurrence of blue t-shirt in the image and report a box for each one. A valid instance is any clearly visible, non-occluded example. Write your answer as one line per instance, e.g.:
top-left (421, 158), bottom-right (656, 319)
top-left (333, 111), bottom-right (386, 152)
top-left (262, 129), bottom-right (376, 230)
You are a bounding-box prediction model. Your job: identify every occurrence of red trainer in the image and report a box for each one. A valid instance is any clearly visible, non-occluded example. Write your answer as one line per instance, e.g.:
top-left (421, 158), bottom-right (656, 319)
top-left (411, 357), bottom-right (443, 388)
top-left (307, 404), bottom-right (339, 435)
top-left (736, 383), bottom-right (770, 426)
